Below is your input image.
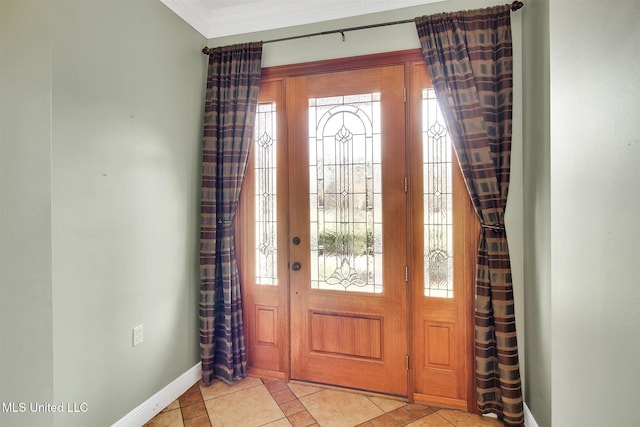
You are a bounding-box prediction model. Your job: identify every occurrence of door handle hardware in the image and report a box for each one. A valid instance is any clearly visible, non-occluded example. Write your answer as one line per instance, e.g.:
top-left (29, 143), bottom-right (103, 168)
top-left (291, 262), bottom-right (301, 271)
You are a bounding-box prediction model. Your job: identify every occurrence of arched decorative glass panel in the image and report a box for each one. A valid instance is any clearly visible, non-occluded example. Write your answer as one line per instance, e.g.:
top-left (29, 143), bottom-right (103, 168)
top-left (422, 88), bottom-right (453, 298)
top-left (308, 93), bottom-right (383, 294)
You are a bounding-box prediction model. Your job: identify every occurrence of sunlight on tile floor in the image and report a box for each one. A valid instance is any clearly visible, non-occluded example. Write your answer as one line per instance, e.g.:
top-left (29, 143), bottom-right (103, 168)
top-left (144, 376), bottom-right (505, 427)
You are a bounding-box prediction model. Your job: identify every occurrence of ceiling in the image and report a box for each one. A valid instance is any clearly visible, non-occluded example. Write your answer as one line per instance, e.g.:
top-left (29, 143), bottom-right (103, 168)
top-left (160, 0), bottom-right (444, 39)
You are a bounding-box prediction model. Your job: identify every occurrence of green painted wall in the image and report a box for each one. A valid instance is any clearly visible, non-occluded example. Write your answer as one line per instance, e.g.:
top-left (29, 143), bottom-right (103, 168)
top-left (0, 2), bottom-right (54, 426)
top-left (522, 0), bottom-right (551, 425)
top-left (1, 0), bottom-right (206, 426)
top-left (550, 1), bottom-right (640, 425)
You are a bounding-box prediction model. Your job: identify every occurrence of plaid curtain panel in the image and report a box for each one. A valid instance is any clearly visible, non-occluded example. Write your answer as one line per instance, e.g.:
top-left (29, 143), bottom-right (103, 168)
top-left (415, 6), bottom-right (523, 425)
top-left (200, 42), bottom-right (262, 385)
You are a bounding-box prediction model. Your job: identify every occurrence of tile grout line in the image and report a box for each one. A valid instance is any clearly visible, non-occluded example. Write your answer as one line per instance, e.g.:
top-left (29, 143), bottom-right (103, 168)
top-left (263, 379), bottom-right (320, 427)
top-left (179, 384), bottom-right (209, 426)
top-left (431, 410), bottom-right (456, 426)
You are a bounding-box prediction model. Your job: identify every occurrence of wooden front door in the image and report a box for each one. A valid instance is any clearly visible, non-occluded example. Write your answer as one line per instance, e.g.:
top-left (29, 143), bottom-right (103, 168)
top-left (287, 66), bottom-right (408, 396)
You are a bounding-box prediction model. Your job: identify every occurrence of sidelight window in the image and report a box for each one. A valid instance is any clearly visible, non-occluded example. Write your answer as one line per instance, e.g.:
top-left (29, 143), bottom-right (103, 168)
top-left (254, 102), bottom-right (278, 286)
top-left (422, 88), bottom-right (453, 298)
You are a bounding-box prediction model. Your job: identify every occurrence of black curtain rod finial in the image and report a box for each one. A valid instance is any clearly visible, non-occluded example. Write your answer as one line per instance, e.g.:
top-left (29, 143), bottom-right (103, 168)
top-left (511, 1), bottom-right (524, 11)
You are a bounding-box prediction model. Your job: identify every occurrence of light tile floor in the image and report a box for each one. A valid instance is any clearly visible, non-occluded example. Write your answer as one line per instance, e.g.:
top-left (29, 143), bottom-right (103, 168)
top-left (144, 376), bottom-right (505, 427)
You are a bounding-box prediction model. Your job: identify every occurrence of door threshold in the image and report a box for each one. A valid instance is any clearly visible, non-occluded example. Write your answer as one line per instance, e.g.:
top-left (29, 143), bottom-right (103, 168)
top-left (288, 378), bottom-right (408, 402)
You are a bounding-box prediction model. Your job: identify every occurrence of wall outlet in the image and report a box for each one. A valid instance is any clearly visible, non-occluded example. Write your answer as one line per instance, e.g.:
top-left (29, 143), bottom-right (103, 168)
top-left (132, 325), bottom-right (143, 346)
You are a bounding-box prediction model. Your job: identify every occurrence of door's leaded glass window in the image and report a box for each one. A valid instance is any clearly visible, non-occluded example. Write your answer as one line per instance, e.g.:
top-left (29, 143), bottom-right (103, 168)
top-left (422, 89), bottom-right (453, 298)
top-left (255, 102), bottom-right (277, 286)
top-left (308, 93), bottom-right (383, 294)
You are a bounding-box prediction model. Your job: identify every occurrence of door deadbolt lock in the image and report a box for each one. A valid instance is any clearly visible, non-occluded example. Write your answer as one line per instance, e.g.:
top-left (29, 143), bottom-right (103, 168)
top-left (292, 236), bottom-right (301, 245)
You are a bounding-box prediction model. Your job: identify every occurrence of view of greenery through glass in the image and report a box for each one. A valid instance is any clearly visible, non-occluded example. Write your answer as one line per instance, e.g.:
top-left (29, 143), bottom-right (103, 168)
top-left (308, 94), bottom-right (383, 294)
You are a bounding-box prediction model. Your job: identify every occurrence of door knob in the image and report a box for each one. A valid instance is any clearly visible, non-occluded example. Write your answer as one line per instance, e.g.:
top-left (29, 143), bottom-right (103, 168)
top-left (291, 262), bottom-right (301, 271)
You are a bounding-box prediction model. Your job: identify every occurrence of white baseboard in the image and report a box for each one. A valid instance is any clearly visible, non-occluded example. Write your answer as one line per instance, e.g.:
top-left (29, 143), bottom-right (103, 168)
top-left (482, 403), bottom-right (539, 426)
top-left (524, 402), bottom-right (539, 427)
top-left (112, 363), bottom-right (201, 427)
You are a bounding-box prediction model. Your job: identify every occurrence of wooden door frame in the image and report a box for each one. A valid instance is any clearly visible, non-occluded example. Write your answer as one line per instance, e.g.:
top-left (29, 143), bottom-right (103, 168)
top-left (241, 49), bottom-right (477, 410)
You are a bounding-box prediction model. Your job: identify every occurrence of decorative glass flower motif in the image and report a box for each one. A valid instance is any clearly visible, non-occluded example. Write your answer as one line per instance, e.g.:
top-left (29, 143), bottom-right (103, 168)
top-left (336, 125), bottom-right (353, 144)
top-left (257, 131), bottom-right (273, 148)
top-left (326, 259), bottom-right (365, 289)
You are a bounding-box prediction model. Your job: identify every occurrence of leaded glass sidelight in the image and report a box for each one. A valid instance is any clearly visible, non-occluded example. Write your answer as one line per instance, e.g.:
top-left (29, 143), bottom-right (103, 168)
top-left (255, 102), bottom-right (278, 286)
top-left (308, 93), bottom-right (383, 294)
top-left (422, 89), bottom-right (453, 298)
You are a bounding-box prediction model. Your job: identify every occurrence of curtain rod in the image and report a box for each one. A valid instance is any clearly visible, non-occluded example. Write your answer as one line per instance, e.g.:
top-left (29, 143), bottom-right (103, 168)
top-left (202, 1), bottom-right (523, 54)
